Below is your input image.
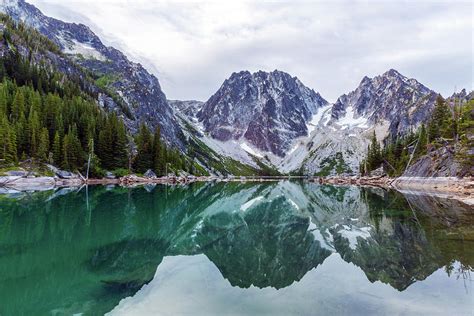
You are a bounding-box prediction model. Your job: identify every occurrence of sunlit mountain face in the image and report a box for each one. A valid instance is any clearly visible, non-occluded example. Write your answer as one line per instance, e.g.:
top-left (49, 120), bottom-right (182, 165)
top-left (0, 182), bottom-right (472, 315)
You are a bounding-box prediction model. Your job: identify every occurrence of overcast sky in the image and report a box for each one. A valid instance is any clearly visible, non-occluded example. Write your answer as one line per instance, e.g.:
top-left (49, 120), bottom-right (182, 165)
top-left (30, 0), bottom-right (472, 102)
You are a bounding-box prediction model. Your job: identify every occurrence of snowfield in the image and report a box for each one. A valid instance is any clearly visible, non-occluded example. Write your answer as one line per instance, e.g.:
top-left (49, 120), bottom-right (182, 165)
top-left (335, 106), bottom-right (369, 130)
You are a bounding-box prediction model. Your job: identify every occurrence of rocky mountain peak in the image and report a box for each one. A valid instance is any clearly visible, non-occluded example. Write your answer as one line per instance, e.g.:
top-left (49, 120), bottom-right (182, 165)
top-left (383, 68), bottom-right (402, 78)
top-left (331, 69), bottom-right (436, 136)
top-left (197, 69), bottom-right (328, 157)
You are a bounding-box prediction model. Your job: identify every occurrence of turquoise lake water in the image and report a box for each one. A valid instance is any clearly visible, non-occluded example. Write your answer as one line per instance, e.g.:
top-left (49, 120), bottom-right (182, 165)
top-left (0, 181), bottom-right (472, 315)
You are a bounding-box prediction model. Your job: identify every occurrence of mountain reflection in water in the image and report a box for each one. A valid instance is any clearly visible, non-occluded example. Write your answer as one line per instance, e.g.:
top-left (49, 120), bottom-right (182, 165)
top-left (0, 181), bottom-right (472, 315)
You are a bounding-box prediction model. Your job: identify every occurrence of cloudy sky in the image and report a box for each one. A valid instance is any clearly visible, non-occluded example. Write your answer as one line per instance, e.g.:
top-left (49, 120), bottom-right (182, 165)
top-left (30, 0), bottom-right (472, 102)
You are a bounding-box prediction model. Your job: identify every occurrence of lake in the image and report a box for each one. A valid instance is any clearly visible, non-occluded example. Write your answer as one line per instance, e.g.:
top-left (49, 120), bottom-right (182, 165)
top-left (0, 181), bottom-right (472, 315)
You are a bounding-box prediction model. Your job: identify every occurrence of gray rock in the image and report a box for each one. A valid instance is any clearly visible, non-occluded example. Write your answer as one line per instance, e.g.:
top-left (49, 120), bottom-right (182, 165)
top-left (55, 170), bottom-right (76, 179)
top-left (45, 164), bottom-right (59, 173)
top-left (6, 171), bottom-right (27, 177)
top-left (105, 171), bottom-right (116, 179)
top-left (403, 146), bottom-right (461, 177)
top-left (369, 166), bottom-right (386, 177)
top-left (144, 169), bottom-right (157, 178)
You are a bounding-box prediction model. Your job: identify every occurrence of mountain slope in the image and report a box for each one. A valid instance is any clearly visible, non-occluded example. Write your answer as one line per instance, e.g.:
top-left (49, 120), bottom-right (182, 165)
top-left (197, 70), bottom-right (328, 157)
top-left (0, 0), bottom-right (183, 147)
top-left (170, 100), bottom-right (280, 176)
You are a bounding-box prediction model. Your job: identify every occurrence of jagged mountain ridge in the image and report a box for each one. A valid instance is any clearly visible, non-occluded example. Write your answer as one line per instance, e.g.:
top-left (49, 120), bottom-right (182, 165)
top-left (178, 69), bottom-right (441, 175)
top-left (330, 69), bottom-right (438, 137)
top-left (0, 0), bottom-right (183, 147)
top-left (197, 70), bottom-right (328, 157)
top-left (283, 69), bottom-right (440, 175)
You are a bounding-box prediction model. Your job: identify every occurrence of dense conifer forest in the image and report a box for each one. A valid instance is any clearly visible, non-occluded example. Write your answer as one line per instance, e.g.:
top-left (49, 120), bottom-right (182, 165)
top-left (0, 14), bottom-right (201, 177)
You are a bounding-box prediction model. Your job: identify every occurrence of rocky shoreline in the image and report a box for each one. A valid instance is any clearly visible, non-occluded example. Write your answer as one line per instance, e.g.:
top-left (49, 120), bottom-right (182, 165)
top-left (317, 175), bottom-right (474, 205)
top-left (1, 174), bottom-right (473, 205)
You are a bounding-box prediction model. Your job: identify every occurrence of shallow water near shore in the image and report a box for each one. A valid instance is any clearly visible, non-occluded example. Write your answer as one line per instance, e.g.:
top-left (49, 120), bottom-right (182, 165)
top-left (0, 181), bottom-right (472, 315)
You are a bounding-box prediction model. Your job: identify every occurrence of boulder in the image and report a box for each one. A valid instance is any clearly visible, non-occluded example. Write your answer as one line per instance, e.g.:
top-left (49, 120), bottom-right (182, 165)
top-left (45, 164), bottom-right (77, 179)
top-left (144, 169), bottom-right (157, 178)
top-left (55, 170), bottom-right (76, 179)
top-left (369, 166), bottom-right (386, 177)
top-left (105, 171), bottom-right (116, 179)
top-left (6, 170), bottom-right (28, 177)
top-left (45, 164), bottom-right (59, 174)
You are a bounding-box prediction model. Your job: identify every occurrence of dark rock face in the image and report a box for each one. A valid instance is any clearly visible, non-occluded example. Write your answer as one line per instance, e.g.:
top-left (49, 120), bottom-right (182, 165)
top-left (197, 70), bottom-right (328, 157)
top-left (332, 69), bottom-right (438, 138)
top-left (0, 0), bottom-right (183, 147)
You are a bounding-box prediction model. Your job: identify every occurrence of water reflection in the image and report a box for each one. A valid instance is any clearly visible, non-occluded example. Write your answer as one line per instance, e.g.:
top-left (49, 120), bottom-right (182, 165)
top-left (0, 181), bottom-right (472, 315)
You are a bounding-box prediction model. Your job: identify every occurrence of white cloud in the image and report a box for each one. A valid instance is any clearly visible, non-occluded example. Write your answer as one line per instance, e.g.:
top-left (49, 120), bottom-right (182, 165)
top-left (30, 0), bottom-right (473, 102)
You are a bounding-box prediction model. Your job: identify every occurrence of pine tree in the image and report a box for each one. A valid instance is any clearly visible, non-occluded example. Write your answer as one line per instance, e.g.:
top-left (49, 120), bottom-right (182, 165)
top-left (11, 89), bottom-right (25, 122)
top-left (153, 126), bottom-right (165, 175)
top-left (5, 121), bottom-right (17, 163)
top-left (456, 99), bottom-right (474, 174)
top-left (97, 124), bottom-right (113, 169)
top-left (134, 123), bottom-right (154, 173)
top-left (428, 95), bottom-right (451, 142)
top-left (15, 114), bottom-right (28, 159)
top-left (37, 127), bottom-right (49, 161)
top-left (27, 109), bottom-right (40, 156)
top-left (52, 131), bottom-right (62, 166)
top-left (0, 84), bottom-right (7, 116)
top-left (367, 131), bottom-right (381, 171)
top-left (0, 116), bottom-right (6, 160)
top-left (112, 115), bottom-right (128, 169)
top-left (62, 125), bottom-right (83, 170)
top-left (415, 124), bottom-right (428, 156)
top-left (62, 133), bottom-right (70, 170)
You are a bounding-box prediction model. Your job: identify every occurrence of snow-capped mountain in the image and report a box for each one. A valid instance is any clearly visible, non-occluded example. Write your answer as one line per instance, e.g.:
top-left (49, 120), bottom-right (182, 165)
top-left (197, 70), bottom-right (328, 157)
top-left (331, 69), bottom-right (437, 137)
top-left (0, 0), bottom-right (183, 147)
top-left (280, 70), bottom-right (438, 175)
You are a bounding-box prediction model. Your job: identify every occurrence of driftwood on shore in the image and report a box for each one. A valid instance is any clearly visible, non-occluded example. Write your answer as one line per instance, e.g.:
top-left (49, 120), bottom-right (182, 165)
top-left (313, 175), bottom-right (392, 187)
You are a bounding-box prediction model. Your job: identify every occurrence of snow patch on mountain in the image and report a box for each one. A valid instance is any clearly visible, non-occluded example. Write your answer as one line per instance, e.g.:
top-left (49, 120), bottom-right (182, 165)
top-left (307, 103), bottom-right (333, 135)
top-left (335, 106), bottom-right (369, 130)
top-left (240, 143), bottom-right (264, 158)
top-left (61, 38), bottom-right (106, 61)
